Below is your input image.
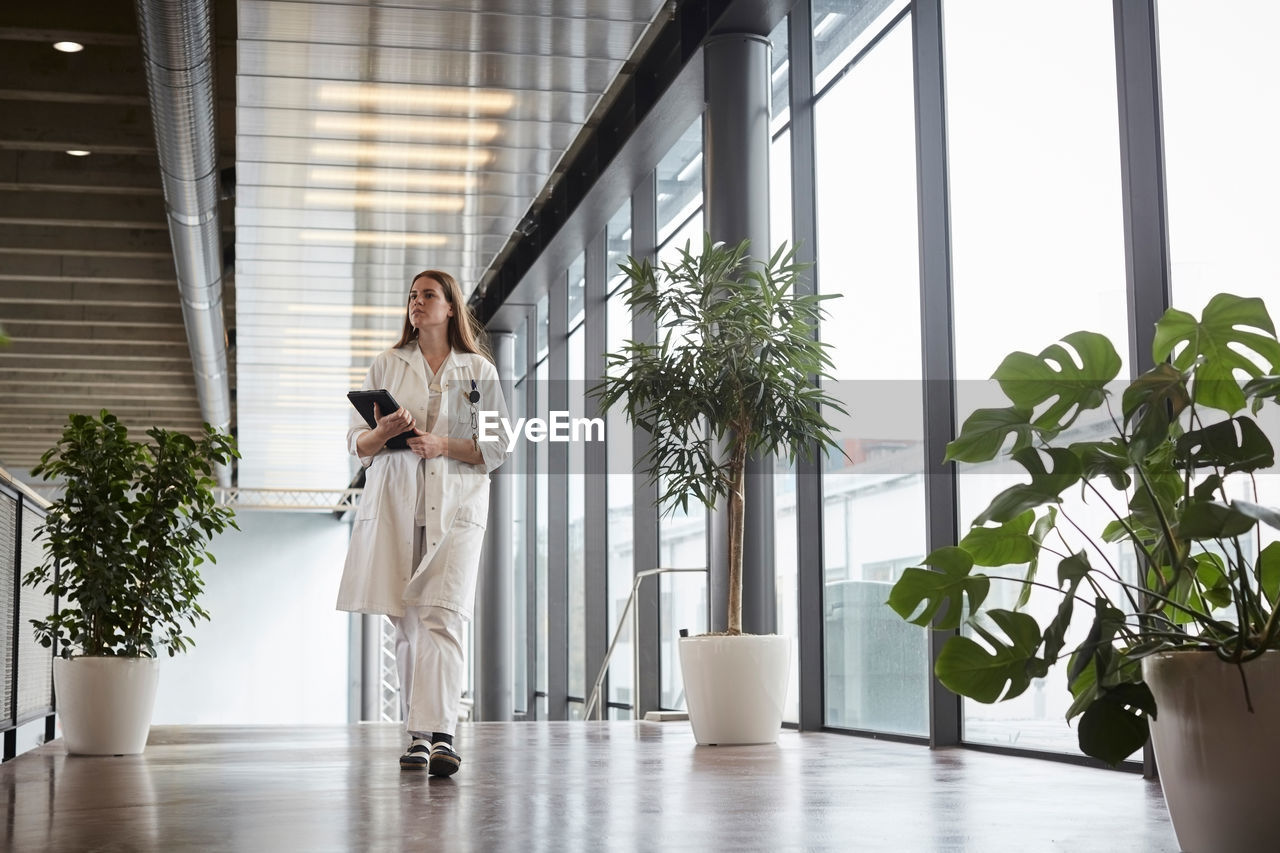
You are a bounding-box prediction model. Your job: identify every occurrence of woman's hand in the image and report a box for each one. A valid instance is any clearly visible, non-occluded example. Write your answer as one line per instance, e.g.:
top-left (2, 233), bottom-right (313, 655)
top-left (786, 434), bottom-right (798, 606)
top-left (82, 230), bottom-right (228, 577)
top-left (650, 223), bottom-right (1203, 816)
top-left (373, 402), bottom-right (414, 439)
top-left (406, 428), bottom-right (446, 459)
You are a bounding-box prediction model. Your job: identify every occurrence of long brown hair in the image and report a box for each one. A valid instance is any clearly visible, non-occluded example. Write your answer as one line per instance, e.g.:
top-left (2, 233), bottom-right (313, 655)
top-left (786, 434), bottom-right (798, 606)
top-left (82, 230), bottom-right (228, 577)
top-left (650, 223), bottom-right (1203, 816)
top-left (394, 269), bottom-right (492, 362)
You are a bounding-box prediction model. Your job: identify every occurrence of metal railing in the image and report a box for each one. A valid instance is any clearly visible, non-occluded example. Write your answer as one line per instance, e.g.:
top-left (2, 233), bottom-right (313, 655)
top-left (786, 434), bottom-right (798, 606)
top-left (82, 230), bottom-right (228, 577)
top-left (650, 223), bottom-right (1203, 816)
top-left (25, 484), bottom-right (365, 514)
top-left (1, 467), bottom-right (55, 761)
top-left (583, 566), bottom-right (709, 721)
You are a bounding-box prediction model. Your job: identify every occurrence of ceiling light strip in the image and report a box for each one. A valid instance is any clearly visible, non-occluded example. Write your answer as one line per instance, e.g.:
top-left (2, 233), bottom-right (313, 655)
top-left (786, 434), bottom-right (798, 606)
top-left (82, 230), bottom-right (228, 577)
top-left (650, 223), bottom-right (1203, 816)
top-left (302, 190), bottom-right (465, 213)
top-left (296, 230), bottom-right (448, 248)
top-left (308, 167), bottom-right (476, 192)
top-left (313, 114), bottom-right (500, 142)
top-left (316, 83), bottom-right (515, 114)
top-left (312, 141), bottom-right (493, 168)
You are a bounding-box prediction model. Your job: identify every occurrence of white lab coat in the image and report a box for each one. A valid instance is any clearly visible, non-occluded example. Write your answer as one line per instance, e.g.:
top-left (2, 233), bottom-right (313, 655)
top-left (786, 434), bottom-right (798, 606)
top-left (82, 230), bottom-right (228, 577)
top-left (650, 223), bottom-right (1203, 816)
top-left (336, 345), bottom-right (509, 619)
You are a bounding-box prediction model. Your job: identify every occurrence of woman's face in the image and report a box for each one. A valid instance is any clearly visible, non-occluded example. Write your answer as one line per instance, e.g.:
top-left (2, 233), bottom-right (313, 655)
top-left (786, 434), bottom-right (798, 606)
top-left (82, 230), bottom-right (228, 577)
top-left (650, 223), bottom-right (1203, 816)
top-left (408, 277), bottom-right (453, 333)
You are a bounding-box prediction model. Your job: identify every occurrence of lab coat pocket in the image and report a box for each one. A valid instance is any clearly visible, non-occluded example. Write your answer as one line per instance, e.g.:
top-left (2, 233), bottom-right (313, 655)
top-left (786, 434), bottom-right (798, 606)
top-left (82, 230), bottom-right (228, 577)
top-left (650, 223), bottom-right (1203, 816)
top-left (354, 498), bottom-right (378, 522)
top-left (439, 521), bottom-right (486, 616)
top-left (453, 408), bottom-right (472, 438)
top-left (454, 505), bottom-right (487, 530)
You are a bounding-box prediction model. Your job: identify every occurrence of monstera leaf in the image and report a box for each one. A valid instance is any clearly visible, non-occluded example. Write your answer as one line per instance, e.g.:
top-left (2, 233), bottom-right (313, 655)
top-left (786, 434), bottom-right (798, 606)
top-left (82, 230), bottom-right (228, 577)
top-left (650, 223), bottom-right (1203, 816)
top-left (1076, 681), bottom-right (1156, 766)
top-left (1260, 542), bottom-right (1280, 607)
top-left (1179, 500), bottom-right (1257, 540)
top-left (957, 510), bottom-right (1038, 567)
top-left (1041, 552), bottom-right (1090, 664)
top-left (1071, 438), bottom-right (1132, 491)
top-left (1122, 363), bottom-right (1191, 462)
top-left (992, 331), bottom-right (1121, 436)
top-left (933, 609), bottom-right (1045, 703)
top-left (887, 547), bottom-right (989, 631)
top-left (974, 447), bottom-right (1082, 525)
top-left (1175, 416), bottom-right (1274, 475)
top-left (1153, 293), bottom-right (1280, 414)
top-left (945, 406), bottom-right (1035, 463)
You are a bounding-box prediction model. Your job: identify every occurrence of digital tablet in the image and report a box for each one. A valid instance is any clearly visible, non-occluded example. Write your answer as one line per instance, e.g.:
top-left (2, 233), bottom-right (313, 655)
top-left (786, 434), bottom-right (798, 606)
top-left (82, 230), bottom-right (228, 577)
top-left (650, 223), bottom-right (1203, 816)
top-left (347, 389), bottom-right (416, 450)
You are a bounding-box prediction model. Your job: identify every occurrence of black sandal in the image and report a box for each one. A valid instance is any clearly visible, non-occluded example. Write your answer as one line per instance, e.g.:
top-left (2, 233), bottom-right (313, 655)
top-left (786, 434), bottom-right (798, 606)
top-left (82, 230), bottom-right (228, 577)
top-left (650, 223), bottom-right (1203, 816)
top-left (428, 741), bottom-right (461, 777)
top-left (399, 737), bottom-right (431, 769)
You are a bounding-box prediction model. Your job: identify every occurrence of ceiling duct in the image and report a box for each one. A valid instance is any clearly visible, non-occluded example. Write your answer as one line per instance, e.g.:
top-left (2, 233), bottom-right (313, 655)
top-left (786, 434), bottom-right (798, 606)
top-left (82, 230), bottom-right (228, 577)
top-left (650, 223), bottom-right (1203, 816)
top-left (134, 0), bottom-right (232, 483)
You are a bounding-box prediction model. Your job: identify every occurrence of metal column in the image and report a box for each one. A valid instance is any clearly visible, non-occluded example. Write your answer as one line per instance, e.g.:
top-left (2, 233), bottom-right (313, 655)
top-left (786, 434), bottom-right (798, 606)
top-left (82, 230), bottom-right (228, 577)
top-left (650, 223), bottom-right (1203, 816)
top-left (703, 31), bottom-right (776, 636)
top-left (1112, 0), bottom-right (1171, 376)
top-left (786, 0), bottom-right (826, 734)
top-left (631, 172), bottom-right (662, 718)
top-left (547, 272), bottom-right (570, 720)
top-left (1112, 0), bottom-right (1172, 778)
top-left (474, 331), bottom-right (515, 721)
top-left (582, 229), bottom-right (610, 710)
top-left (913, 0), bottom-right (962, 748)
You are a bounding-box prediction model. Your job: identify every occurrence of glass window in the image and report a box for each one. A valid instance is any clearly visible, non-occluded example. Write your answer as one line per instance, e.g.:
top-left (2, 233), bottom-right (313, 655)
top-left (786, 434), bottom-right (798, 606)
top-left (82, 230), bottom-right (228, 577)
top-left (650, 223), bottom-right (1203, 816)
top-left (1158, 0), bottom-right (1280, 676)
top-left (567, 253), bottom-right (586, 332)
top-left (770, 120), bottom-right (798, 724)
top-left (655, 117), bottom-right (708, 710)
top-left (656, 201), bottom-right (709, 693)
top-left (536, 293), bottom-right (549, 361)
top-left (770, 17), bottom-right (791, 133)
top-left (813, 0), bottom-right (908, 94)
top-left (1159, 2), bottom-right (1280, 316)
top-left (535, 357), bottom-right (549, 704)
top-left (814, 12), bottom-right (929, 736)
top-left (511, 312), bottom-right (528, 383)
top-left (567, 258), bottom-right (587, 700)
top-left (771, 129), bottom-right (793, 251)
top-left (774, 456), bottom-right (800, 726)
top-left (510, 318), bottom-right (529, 712)
top-left (944, 0), bottom-right (1129, 755)
top-left (606, 202), bottom-right (632, 297)
top-left (656, 118), bottom-right (704, 246)
top-left (605, 202), bottom-right (636, 715)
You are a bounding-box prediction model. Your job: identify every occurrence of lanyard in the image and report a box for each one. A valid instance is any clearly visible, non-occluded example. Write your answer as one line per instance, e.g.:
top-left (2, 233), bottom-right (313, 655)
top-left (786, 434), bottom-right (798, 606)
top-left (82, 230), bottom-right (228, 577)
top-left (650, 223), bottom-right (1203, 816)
top-left (469, 380), bottom-right (480, 454)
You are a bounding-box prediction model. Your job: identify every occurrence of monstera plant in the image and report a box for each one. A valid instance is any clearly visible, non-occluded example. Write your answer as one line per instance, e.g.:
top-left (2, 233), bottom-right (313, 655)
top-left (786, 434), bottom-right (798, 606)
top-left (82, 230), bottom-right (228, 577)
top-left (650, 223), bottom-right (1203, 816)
top-left (889, 293), bottom-right (1280, 766)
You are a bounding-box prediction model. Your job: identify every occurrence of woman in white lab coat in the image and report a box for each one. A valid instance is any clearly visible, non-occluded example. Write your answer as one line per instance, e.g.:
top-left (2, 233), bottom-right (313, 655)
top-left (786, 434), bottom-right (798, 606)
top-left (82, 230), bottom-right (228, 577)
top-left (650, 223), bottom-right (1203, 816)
top-left (336, 269), bottom-right (508, 775)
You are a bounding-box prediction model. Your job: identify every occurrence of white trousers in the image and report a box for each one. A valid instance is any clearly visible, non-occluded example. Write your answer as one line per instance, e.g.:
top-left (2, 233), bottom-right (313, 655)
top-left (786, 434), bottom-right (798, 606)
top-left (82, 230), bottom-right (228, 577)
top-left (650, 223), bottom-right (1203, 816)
top-left (389, 604), bottom-right (465, 737)
top-left (387, 525), bottom-right (467, 737)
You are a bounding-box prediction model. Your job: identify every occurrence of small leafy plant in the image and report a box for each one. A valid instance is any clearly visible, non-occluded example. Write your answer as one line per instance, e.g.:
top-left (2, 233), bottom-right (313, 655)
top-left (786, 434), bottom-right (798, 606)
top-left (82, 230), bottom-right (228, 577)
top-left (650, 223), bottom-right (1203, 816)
top-left (595, 235), bottom-right (845, 634)
top-left (24, 411), bottom-right (240, 657)
top-left (889, 293), bottom-right (1280, 764)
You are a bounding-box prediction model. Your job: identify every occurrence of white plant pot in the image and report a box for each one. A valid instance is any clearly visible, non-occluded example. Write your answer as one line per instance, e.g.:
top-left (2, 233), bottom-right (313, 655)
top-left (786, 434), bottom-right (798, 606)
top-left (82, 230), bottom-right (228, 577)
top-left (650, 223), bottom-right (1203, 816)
top-left (1143, 649), bottom-right (1280, 853)
top-left (678, 634), bottom-right (789, 745)
top-left (54, 656), bottom-right (159, 756)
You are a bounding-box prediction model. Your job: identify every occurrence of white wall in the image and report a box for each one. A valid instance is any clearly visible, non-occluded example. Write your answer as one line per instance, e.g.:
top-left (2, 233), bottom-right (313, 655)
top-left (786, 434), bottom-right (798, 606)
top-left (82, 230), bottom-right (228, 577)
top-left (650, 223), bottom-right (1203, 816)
top-left (151, 509), bottom-right (351, 725)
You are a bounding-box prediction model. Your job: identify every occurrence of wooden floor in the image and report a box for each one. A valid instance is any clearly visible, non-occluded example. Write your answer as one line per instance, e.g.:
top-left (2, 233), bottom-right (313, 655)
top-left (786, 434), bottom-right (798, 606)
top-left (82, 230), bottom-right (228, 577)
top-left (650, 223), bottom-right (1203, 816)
top-left (2, 722), bottom-right (1177, 851)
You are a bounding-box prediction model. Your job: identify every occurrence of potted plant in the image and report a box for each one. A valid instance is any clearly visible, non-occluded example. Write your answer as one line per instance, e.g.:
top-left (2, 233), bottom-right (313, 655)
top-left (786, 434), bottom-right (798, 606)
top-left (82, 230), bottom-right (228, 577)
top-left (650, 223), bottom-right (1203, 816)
top-left (888, 293), bottom-right (1280, 852)
top-left (595, 235), bottom-right (845, 744)
top-left (24, 410), bottom-right (239, 755)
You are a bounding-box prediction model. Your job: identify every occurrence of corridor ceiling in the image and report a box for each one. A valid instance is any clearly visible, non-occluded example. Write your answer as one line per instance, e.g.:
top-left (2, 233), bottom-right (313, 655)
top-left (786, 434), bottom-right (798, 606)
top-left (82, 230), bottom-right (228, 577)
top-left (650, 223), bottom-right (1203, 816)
top-left (0, 1), bottom-right (236, 484)
top-left (0, 0), bottom-right (668, 492)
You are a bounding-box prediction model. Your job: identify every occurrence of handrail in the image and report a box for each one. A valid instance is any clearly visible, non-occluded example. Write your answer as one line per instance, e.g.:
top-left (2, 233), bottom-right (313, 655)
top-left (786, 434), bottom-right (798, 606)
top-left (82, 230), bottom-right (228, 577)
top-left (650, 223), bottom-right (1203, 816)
top-left (583, 566), bottom-right (709, 721)
top-left (1, 466), bottom-right (56, 761)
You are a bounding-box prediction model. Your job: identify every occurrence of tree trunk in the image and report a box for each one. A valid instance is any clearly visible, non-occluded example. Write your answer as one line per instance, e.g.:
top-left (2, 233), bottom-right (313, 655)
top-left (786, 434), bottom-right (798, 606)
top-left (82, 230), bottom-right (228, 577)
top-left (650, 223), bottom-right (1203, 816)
top-left (726, 435), bottom-right (748, 635)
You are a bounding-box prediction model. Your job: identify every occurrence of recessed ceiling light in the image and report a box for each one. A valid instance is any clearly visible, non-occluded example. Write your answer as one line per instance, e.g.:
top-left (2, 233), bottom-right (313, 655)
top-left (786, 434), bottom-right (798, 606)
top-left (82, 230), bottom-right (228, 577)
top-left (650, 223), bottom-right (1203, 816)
top-left (65, 149), bottom-right (91, 157)
top-left (53, 41), bottom-right (84, 53)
